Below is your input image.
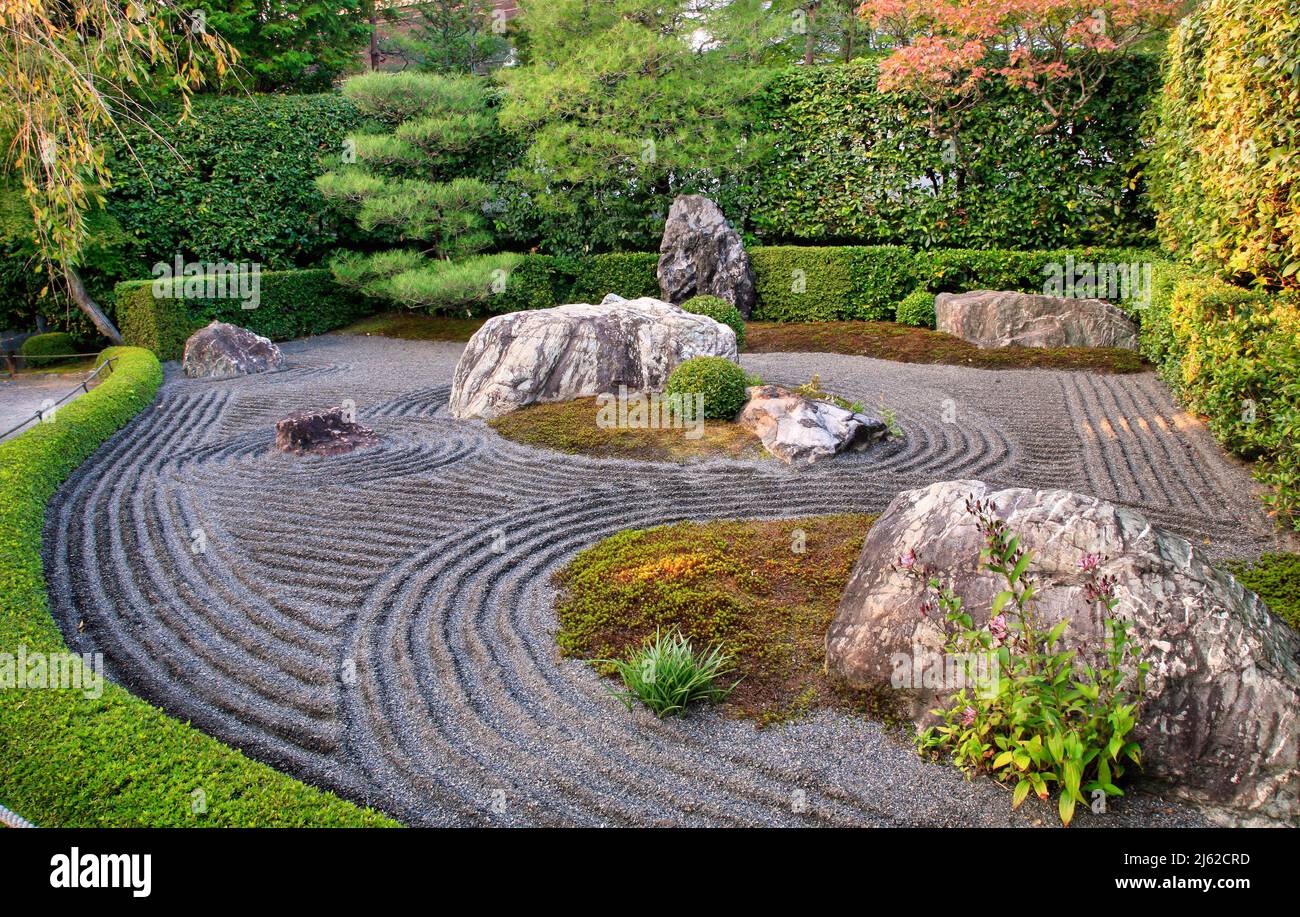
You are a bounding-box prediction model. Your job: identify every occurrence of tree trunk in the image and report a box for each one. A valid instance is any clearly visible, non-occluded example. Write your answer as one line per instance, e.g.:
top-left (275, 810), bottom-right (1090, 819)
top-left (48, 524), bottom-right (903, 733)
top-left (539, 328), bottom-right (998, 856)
top-left (369, 4), bottom-right (381, 70)
top-left (64, 266), bottom-right (124, 346)
top-left (804, 4), bottom-right (817, 65)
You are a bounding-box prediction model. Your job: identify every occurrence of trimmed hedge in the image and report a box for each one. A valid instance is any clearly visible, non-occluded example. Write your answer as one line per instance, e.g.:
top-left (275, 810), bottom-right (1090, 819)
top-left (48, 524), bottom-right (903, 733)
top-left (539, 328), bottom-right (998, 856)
top-left (0, 347), bottom-right (397, 826)
top-left (19, 332), bottom-right (77, 367)
top-left (117, 269), bottom-right (374, 361)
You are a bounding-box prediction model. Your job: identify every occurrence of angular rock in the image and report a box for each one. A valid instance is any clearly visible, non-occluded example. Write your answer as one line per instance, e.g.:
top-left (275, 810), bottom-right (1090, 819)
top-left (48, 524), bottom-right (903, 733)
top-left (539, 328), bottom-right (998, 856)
top-left (448, 295), bottom-right (737, 420)
top-left (935, 290), bottom-right (1139, 350)
top-left (739, 384), bottom-right (888, 464)
top-left (657, 195), bottom-right (757, 318)
top-left (183, 321), bottom-right (283, 379)
top-left (275, 405), bottom-right (378, 457)
top-left (825, 479), bottom-right (1300, 827)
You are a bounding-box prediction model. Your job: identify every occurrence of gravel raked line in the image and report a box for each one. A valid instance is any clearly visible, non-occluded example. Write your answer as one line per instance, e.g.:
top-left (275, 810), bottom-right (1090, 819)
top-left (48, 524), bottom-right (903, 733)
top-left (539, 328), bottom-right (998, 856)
top-left (44, 335), bottom-right (1286, 827)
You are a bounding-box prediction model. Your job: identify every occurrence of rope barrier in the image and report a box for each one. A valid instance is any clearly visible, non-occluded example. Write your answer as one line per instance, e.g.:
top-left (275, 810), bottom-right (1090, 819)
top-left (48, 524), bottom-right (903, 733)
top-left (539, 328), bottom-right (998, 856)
top-left (0, 356), bottom-right (117, 441)
top-left (0, 801), bottom-right (35, 828)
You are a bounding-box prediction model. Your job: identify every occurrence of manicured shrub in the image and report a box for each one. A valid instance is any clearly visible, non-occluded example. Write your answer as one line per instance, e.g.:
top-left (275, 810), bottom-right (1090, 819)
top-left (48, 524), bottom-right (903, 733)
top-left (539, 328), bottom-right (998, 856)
top-left (1225, 553), bottom-right (1300, 630)
top-left (749, 246), bottom-right (859, 322)
top-left (569, 252), bottom-right (659, 303)
top-left (895, 289), bottom-right (936, 329)
top-left (1148, 0), bottom-right (1300, 287)
top-left (0, 347), bottom-right (396, 826)
top-left (19, 332), bottom-right (78, 367)
top-left (115, 269), bottom-right (373, 361)
top-left (665, 356), bottom-right (748, 420)
top-left (681, 295), bottom-right (746, 349)
top-left (606, 628), bottom-right (736, 718)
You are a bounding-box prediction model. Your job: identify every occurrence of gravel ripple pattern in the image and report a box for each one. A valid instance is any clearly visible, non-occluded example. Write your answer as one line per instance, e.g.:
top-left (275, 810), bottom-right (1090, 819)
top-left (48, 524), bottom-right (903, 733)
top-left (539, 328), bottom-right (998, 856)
top-left (44, 335), bottom-right (1285, 827)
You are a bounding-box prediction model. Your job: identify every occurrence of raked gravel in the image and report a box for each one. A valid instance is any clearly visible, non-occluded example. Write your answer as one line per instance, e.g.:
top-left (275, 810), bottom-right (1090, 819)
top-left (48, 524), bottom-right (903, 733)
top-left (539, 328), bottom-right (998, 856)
top-left (43, 334), bottom-right (1292, 827)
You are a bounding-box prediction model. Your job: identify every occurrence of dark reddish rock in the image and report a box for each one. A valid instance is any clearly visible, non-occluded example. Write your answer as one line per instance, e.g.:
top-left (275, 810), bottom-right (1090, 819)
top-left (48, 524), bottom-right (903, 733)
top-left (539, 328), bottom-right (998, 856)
top-left (275, 406), bottom-right (378, 456)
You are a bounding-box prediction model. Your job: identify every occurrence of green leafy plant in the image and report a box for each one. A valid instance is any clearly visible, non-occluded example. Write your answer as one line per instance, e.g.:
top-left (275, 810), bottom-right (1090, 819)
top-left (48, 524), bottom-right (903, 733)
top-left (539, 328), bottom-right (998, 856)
top-left (664, 356), bottom-right (748, 420)
top-left (895, 289), bottom-right (937, 329)
top-left (604, 628), bottom-right (738, 718)
top-left (794, 373), bottom-right (866, 414)
top-left (681, 294), bottom-right (746, 349)
top-left (913, 496), bottom-right (1148, 826)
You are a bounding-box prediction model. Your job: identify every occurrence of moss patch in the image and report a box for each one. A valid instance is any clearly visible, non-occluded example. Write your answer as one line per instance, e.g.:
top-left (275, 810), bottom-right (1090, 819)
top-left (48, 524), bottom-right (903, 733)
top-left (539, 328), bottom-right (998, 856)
top-left (745, 321), bottom-right (1147, 373)
top-left (554, 515), bottom-right (895, 725)
top-left (333, 312), bottom-right (486, 342)
top-left (1225, 553), bottom-right (1300, 629)
top-left (489, 396), bottom-right (767, 463)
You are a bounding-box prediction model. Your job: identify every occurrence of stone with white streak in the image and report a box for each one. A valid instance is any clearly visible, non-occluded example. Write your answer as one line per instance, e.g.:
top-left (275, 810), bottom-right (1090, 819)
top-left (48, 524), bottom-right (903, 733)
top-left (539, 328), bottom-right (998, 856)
top-left (657, 195), bottom-right (757, 318)
top-left (448, 295), bottom-right (737, 420)
top-left (825, 479), bottom-right (1300, 826)
top-left (738, 384), bottom-right (888, 464)
top-left (182, 321), bottom-right (283, 379)
top-left (935, 290), bottom-right (1139, 350)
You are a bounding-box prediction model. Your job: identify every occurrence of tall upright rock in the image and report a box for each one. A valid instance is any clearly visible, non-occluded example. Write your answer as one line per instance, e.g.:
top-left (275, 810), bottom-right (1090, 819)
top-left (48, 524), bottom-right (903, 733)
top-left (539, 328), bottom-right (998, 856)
top-left (657, 195), bottom-right (757, 318)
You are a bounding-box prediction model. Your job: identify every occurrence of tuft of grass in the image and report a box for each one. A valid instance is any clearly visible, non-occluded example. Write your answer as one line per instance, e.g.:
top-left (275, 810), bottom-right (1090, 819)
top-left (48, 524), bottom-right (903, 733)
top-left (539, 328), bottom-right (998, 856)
top-left (745, 321), bottom-right (1146, 373)
top-left (1224, 553), bottom-right (1300, 629)
top-left (605, 628), bottom-right (738, 717)
top-left (489, 396), bottom-right (767, 463)
top-left (555, 515), bottom-right (898, 725)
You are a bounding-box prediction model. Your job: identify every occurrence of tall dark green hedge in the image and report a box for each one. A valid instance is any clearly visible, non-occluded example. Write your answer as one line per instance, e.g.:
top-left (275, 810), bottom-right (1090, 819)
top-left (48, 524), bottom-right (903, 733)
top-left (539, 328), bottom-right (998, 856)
top-left (117, 269), bottom-right (373, 361)
top-left (748, 57), bottom-right (1159, 250)
top-left (103, 93), bottom-right (364, 271)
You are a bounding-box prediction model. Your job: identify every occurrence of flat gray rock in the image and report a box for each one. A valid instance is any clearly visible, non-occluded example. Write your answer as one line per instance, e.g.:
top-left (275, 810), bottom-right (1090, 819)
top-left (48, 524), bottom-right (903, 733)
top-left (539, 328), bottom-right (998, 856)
top-left (936, 290), bottom-right (1138, 350)
top-left (448, 296), bottom-right (737, 420)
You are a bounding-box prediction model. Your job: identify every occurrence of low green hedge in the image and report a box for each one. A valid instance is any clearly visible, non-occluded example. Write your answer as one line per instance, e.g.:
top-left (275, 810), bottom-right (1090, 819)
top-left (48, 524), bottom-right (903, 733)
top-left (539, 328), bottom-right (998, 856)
top-left (0, 346), bottom-right (398, 826)
top-left (116, 269), bottom-right (374, 361)
top-left (19, 332), bottom-right (78, 367)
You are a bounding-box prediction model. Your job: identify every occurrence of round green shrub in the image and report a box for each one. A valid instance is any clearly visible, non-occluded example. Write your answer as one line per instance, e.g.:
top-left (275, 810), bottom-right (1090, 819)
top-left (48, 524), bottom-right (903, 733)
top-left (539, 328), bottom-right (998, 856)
top-left (20, 332), bottom-right (78, 368)
top-left (895, 289), bottom-right (937, 329)
top-left (665, 356), bottom-right (748, 420)
top-left (681, 294), bottom-right (746, 348)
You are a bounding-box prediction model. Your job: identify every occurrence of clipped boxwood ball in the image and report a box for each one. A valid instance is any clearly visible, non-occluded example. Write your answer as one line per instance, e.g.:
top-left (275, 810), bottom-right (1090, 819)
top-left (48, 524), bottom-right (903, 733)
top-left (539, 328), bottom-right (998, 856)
top-left (895, 289), bottom-right (937, 329)
top-left (681, 295), bottom-right (746, 349)
top-left (665, 356), bottom-right (749, 420)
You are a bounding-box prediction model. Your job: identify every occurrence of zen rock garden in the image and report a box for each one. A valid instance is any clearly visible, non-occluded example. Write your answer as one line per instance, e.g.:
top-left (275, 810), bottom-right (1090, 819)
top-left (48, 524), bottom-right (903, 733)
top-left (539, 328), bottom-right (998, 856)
top-left (9, 5), bottom-right (1299, 839)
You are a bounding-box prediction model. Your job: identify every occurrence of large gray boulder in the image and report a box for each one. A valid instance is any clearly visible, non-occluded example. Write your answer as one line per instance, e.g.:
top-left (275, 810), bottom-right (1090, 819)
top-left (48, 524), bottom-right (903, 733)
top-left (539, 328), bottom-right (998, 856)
top-left (935, 290), bottom-right (1139, 350)
top-left (657, 195), bottom-right (757, 318)
top-left (738, 384), bottom-right (888, 464)
top-left (448, 295), bottom-right (737, 420)
top-left (182, 321), bottom-right (283, 379)
top-left (826, 480), bottom-right (1300, 827)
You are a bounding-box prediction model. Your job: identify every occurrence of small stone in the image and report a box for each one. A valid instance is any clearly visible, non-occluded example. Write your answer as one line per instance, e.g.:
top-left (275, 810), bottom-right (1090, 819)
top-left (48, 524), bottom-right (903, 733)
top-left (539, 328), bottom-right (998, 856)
top-left (738, 384), bottom-right (888, 464)
top-left (275, 406), bottom-right (378, 457)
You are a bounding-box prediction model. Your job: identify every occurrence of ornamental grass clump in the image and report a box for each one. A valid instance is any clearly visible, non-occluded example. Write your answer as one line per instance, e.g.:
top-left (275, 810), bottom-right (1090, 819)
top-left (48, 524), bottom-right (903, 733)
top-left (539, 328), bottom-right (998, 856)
top-left (606, 628), bottom-right (738, 718)
top-left (911, 497), bottom-right (1148, 826)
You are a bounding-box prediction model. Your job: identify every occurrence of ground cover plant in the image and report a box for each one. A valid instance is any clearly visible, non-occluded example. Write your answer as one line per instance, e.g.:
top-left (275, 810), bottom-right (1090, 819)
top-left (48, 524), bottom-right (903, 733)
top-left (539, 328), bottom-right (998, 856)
top-left (554, 514), bottom-right (898, 726)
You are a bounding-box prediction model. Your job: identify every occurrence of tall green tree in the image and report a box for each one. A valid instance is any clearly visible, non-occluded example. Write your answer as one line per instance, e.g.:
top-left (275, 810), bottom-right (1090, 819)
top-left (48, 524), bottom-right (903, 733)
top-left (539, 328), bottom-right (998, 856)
top-left (317, 71), bottom-right (516, 312)
top-left (496, 0), bottom-right (771, 251)
top-left (381, 0), bottom-right (511, 74)
top-left (205, 1), bottom-right (371, 92)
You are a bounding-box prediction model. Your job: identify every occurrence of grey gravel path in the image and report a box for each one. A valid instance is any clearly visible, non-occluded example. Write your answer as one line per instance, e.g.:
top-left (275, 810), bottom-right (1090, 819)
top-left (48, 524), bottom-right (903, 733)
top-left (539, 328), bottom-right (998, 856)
top-left (0, 370), bottom-right (93, 441)
top-left (44, 334), bottom-right (1284, 827)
